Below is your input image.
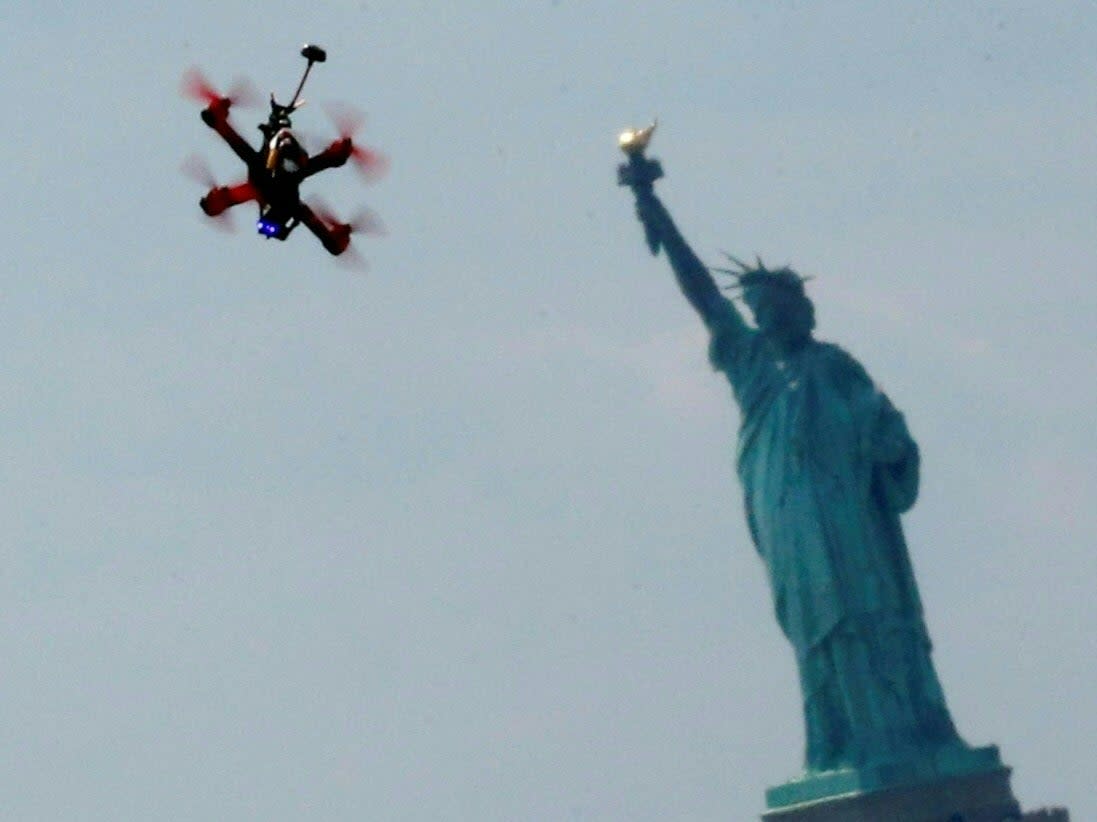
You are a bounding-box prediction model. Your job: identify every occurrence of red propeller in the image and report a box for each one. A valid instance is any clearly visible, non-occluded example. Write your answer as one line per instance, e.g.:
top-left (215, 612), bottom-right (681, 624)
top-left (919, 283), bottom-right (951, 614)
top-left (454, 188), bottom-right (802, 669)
top-left (308, 196), bottom-right (385, 269)
top-left (311, 197), bottom-right (385, 237)
top-left (323, 102), bottom-right (388, 180)
top-left (181, 67), bottom-right (259, 110)
top-left (180, 153), bottom-right (217, 188)
top-left (180, 154), bottom-right (239, 233)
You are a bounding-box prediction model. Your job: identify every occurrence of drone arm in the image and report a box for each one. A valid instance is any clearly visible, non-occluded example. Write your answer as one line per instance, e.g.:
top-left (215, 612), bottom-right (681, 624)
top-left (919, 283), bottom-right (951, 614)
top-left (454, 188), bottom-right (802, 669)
top-left (200, 181), bottom-right (258, 216)
top-left (300, 138), bottom-right (352, 179)
top-left (200, 107), bottom-right (259, 166)
top-left (298, 202), bottom-right (351, 256)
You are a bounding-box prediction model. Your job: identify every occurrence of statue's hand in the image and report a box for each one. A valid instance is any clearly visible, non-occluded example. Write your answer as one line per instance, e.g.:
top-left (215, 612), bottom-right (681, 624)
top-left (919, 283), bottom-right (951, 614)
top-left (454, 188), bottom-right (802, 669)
top-left (860, 394), bottom-right (913, 464)
top-left (860, 396), bottom-right (920, 511)
top-left (869, 430), bottom-right (910, 464)
top-left (633, 192), bottom-right (668, 256)
top-left (636, 193), bottom-right (673, 236)
top-left (634, 194), bottom-right (659, 228)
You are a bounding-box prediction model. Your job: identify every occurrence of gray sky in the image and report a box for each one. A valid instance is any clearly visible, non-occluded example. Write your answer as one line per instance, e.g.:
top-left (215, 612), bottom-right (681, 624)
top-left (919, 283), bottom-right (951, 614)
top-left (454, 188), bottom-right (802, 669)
top-left (1, 2), bottom-right (1094, 819)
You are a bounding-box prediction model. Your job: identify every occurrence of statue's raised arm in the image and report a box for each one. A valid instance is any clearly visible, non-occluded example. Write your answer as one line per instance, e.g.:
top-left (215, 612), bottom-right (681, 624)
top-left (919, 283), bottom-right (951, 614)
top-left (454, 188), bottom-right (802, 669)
top-left (617, 124), bottom-right (747, 337)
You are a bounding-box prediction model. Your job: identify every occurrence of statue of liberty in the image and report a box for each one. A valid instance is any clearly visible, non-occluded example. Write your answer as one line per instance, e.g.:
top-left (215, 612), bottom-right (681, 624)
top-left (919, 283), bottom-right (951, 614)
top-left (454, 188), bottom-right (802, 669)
top-left (616, 125), bottom-right (967, 777)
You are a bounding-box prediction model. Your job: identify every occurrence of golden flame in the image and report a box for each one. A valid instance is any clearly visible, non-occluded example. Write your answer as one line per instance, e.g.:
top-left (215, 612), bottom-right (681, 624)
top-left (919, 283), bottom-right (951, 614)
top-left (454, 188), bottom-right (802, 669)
top-left (618, 121), bottom-right (657, 154)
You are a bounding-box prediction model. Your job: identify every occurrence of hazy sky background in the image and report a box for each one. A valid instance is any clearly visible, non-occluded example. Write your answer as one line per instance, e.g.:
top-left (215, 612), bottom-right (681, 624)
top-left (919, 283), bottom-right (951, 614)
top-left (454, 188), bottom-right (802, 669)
top-left (1, 2), bottom-right (1094, 819)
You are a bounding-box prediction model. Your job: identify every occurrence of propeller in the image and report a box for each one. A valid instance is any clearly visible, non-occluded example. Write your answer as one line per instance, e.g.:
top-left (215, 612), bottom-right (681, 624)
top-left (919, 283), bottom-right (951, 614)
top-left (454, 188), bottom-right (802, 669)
top-left (308, 197), bottom-right (385, 269)
top-left (180, 154), bottom-right (238, 233)
top-left (180, 153), bottom-right (216, 188)
top-left (311, 197), bottom-right (385, 237)
top-left (323, 102), bottom-right (388, 180)
top-left (181, 67), bottom-right (259, 110)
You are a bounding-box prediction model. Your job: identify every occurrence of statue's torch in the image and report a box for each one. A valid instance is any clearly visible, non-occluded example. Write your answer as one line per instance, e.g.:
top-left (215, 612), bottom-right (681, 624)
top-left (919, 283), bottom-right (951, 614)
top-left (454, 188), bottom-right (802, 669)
top-left (617, 121), bottom-right (663, 255)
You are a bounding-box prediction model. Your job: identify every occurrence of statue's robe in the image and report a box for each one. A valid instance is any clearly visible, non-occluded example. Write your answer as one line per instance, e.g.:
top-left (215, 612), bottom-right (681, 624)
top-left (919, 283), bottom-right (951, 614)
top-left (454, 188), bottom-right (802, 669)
top-left (707, 299), bottom-right (960, 771)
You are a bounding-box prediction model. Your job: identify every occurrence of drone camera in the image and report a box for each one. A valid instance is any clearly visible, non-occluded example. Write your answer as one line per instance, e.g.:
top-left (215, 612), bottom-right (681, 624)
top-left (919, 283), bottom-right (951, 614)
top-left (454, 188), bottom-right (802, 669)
top-left (301, 44), bottom-right (327, 64)
top-left (284, 44), bottom-right (327, 111)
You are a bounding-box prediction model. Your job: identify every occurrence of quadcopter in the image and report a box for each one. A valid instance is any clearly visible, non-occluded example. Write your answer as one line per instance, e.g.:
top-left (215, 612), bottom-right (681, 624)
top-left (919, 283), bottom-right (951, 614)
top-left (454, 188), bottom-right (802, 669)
top-left (182, 44), bottom-right (384, 258)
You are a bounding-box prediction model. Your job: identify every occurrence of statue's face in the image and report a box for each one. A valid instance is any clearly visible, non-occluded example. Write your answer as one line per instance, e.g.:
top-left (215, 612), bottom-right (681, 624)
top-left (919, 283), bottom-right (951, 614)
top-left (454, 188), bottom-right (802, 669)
top-left (745, 286), bottom-right (815, 350)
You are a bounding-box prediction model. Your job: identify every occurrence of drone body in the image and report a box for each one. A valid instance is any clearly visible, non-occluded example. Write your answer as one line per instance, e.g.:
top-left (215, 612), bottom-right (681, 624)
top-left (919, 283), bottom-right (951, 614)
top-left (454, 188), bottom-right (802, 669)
top-left (183, 45), bottom-right (383, 258)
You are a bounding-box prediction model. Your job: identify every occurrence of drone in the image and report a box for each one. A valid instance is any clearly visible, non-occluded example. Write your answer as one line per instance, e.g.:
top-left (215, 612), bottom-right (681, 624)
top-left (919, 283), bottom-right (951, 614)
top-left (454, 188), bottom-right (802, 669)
top-left (182, 44), bottom-right (384, 258)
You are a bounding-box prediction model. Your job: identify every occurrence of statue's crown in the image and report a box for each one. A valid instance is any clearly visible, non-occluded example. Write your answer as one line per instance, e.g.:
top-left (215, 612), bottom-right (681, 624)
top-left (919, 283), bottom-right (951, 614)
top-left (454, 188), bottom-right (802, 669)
top-left (711, 254), bottom-right (811, 294)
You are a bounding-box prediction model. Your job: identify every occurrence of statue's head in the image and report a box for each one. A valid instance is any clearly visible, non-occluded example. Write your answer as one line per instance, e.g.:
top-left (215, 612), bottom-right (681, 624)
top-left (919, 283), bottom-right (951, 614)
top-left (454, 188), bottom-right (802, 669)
top-left (717, 258), bottom-right (815, 351)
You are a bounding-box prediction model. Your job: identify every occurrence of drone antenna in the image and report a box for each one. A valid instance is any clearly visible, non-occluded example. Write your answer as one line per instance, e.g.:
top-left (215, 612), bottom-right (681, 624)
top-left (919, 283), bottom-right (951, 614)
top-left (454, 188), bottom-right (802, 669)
top-left (287, 44), bottom-right (327, 110)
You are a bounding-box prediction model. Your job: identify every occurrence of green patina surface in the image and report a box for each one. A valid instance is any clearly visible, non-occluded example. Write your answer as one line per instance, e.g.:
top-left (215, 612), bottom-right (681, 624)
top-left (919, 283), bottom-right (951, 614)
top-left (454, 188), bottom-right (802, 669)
top-left (765, 744), bottom-right (1004, 808)
top-left (620, 149), bottom-right (1003, 806)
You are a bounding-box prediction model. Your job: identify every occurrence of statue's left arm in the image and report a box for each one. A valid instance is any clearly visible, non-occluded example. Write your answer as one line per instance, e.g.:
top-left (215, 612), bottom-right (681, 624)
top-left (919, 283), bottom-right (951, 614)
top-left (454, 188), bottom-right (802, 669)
top-left (869, 394), bottom-right (920, 513)
top-left (831, 347), bottom-right (920, 512)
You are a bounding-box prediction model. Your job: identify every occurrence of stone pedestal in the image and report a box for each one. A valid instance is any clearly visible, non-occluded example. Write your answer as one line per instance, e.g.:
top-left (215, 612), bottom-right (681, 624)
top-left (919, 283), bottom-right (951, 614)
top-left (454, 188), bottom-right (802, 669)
top-left (759, 743), bottom-right (1071, 821)
top-left (758, 744), bottom-right (1054, 822)
top-left (761, 766), bottom-right (1021, 821)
